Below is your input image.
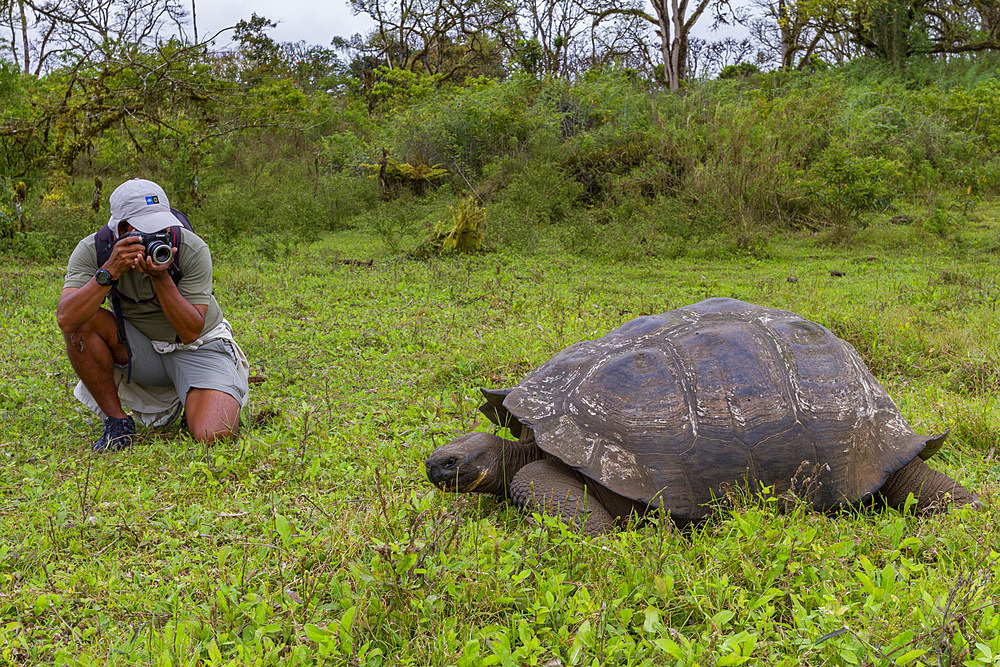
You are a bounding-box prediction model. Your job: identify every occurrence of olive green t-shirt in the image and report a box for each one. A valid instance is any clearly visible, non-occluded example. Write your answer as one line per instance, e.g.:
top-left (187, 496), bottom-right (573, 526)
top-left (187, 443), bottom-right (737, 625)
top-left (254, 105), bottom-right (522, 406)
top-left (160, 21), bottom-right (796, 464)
top-left (64, 228), bottom-right (224, 343)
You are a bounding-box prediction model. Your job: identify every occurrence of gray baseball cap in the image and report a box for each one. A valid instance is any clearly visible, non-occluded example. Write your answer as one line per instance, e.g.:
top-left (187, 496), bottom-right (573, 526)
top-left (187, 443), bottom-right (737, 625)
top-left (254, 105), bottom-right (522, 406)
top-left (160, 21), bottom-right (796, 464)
top-left (107, 178), bottom-right (180, 234)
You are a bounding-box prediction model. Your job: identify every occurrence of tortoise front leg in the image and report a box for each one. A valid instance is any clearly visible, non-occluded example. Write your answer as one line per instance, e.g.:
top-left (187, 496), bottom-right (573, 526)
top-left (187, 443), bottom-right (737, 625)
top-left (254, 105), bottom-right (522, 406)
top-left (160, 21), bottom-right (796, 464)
top-left (877, 457), bottom-right (976, 512)
top-left (509, 459), bottom-right (616, 535)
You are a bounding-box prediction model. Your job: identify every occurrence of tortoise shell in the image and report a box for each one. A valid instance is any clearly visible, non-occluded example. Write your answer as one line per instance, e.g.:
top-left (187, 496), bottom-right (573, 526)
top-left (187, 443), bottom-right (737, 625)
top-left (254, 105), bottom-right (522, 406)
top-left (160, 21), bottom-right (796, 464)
top-left (482, 298), bottom-right (936, 522)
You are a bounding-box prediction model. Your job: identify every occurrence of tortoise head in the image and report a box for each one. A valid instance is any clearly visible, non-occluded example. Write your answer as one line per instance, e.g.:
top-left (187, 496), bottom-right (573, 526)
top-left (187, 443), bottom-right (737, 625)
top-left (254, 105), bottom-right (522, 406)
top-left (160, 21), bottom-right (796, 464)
top-left (425, 432), bottom-right (508, 495)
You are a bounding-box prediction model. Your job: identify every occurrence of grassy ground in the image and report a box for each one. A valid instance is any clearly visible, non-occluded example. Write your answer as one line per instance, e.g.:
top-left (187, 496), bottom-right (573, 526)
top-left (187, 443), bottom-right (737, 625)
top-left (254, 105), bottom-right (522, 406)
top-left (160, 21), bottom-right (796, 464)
top-left (1, 211), bottom-right (999, 666)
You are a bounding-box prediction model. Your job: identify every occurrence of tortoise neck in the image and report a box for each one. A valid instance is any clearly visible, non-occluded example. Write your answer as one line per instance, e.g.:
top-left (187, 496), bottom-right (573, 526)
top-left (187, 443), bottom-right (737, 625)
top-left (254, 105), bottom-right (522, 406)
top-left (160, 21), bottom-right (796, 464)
top-left (493, 431), bottom-right (544, 498)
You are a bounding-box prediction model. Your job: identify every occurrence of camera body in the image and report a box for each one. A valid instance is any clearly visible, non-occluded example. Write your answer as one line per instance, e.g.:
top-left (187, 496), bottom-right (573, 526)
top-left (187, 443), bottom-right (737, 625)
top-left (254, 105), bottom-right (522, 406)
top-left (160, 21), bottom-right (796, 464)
top-left (122, 230), bottom-right (174, 265)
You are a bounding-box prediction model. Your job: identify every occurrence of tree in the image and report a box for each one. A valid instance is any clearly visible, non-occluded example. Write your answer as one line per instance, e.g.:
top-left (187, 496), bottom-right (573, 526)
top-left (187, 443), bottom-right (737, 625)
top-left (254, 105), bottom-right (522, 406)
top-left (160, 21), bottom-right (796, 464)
top-left (507, 0), bottom-right (593, 76)
top-left (583, 8), bottom-right (659, 73)
top-left (0, 0), bottom-right (307, 195)
top-left (346, 0), bottom-right (512, 79)
top-left (746, 0), bottom-right (848, 69)
top-left (1, 0), bottom-right (70, 76)
top-left (850, 0), bottom-right (1000, 64)
top-left (591, 0), bottom-right (734, 89)
top-left (0, 0), bottom-right (201, 174)
top-left (283, 41), bottom-right (347, 93)
top-left (687, 35), bottom-right (759, 77)
top-left (229, 13), bottom-right (286, 84)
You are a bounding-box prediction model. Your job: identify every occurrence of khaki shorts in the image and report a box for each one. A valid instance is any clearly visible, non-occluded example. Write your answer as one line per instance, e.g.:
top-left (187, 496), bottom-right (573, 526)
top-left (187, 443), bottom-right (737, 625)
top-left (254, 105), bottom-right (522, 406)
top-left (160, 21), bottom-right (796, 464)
top-left (116, 320), bottom-right (249, 407)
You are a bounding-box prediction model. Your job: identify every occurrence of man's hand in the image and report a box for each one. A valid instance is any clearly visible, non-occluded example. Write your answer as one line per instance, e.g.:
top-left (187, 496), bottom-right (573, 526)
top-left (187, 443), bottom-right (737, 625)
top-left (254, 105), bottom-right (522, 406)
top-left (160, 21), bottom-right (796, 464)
top-left (104, 235), bottom-right (145, 279)
top-left (133, 248), bottom-right (178, 280)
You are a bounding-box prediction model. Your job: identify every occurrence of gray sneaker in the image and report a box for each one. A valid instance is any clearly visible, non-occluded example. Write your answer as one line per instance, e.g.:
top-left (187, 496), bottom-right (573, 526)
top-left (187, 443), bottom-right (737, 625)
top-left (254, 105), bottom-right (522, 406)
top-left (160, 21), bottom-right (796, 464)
top-left (92, 416), bottom-right (136, 452)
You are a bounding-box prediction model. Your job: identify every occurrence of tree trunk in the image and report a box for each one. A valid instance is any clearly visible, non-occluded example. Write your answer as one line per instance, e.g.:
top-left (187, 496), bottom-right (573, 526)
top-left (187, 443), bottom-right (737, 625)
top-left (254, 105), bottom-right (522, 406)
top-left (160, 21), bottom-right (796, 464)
top-left (651, 0), bottom-right (674, 87)
top-left (670, 0), bottom-right (683, 89)
top-left (778, 0), bottom-right (791, 68)
top-left (191, 0), bottom-right (198, 42)
top-left (19, 0), bottom-right (30, 75)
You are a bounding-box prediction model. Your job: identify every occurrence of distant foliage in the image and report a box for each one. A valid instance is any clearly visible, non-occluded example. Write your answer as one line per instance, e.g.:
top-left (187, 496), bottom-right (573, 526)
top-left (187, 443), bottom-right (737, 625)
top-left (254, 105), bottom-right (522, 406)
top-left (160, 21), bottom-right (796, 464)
top-left (9, 54), bottom-right (1000, 261)
top-left (363, 156), bottom-right (449, 197)
top-left (358, 66), bottom-right (443, 112)
top-left (717, 62), bottom-right (761, 79)
top-left (936, 79), bottom-right (1000, 152)
top-left (383, 74), bottom-right (544, 177)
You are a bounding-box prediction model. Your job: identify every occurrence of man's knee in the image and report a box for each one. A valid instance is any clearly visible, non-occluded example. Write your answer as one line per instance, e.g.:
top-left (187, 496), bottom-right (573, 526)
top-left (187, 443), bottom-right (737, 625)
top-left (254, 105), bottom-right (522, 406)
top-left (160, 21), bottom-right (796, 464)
top-left (190, 424), bottom-right (238, 443)
top-left (185, 388), bottom-right (241, 443)
top-left (63, 310), bottom-right (122, 357)
top-left (189, 417), bottom-right (240, 442)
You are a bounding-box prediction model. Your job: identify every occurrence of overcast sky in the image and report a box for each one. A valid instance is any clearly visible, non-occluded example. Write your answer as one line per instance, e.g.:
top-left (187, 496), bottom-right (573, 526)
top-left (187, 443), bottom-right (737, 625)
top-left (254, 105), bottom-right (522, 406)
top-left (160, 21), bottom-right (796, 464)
top-left (194, 0), bottom-right (375, 48)
top-left (192, 1), bottom-right (747, 51)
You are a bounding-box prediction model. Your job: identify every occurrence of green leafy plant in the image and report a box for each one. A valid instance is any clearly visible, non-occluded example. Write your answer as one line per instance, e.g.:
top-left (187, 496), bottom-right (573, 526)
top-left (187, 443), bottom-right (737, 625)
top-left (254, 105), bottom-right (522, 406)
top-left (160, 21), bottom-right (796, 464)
top-left (805, 142), bottom-right (903, 224)
top-left (718, 62), bottom-right (761, 80)
top-left (429, 196), bottom-right (486, 254)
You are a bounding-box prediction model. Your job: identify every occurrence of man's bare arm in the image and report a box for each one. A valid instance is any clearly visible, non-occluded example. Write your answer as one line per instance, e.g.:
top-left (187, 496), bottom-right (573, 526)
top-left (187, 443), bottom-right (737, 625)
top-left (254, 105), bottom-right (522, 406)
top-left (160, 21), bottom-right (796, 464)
top-left (135, 253), bottom-right (207, 344)
top-left (57, 236), bottom-right (144, 333)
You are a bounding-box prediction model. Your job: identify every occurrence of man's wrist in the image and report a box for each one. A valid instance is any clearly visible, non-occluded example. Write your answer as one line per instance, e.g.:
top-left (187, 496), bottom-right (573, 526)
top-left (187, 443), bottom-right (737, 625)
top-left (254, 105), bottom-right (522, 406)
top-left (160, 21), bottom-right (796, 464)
top-left (150, 270), bottom-right (174, 285)
top-left (102, 261), bottom-right (124, 281)
top-left (94, 268), bottom-right (117, 286)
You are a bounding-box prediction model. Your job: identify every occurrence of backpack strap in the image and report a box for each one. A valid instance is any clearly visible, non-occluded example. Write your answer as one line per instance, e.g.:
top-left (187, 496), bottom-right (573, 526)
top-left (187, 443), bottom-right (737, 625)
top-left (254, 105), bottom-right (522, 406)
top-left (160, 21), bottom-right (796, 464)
top-left (166, 224), bottom-right (183, 285)
top-left (95, 225), bottom-right (116, 269)
top-left (109, 288), bottom-right (135, 383)
top-left (92, 225), bottom-right (133, 380)
top-left (170, 207), bottom-right (193, 232)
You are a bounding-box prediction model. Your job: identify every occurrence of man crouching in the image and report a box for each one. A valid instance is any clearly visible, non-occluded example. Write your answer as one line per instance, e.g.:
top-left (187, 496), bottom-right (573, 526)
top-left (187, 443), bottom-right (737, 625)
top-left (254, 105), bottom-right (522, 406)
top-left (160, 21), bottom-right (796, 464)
top-left (57, 178), bottom-right (249, 451)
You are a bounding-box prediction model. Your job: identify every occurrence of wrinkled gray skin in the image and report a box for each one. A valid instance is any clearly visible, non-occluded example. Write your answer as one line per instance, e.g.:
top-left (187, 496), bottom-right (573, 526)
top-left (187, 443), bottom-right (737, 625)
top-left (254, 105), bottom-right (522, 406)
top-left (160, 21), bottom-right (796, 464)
top-left (425, 299), bottom-right (977, 535)
top-left (425, 428), bottom-right (975, 535)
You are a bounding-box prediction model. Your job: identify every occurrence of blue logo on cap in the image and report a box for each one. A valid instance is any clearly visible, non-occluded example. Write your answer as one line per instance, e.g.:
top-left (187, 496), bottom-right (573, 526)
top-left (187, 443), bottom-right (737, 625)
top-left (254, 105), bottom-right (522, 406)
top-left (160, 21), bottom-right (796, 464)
top-left (145, 195), bottom-right (159, 205)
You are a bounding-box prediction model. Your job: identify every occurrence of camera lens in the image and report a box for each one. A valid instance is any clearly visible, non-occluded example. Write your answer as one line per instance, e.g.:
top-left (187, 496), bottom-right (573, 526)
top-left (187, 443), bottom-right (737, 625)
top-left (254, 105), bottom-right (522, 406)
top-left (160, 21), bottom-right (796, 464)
top-left (147, 241), bottom-right (173, 265)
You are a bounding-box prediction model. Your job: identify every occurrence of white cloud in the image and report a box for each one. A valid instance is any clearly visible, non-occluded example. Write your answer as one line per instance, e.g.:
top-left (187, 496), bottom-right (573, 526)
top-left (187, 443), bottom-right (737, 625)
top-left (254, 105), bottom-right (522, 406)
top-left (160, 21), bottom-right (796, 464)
top-left (191, 0), bottom-right (374, 48)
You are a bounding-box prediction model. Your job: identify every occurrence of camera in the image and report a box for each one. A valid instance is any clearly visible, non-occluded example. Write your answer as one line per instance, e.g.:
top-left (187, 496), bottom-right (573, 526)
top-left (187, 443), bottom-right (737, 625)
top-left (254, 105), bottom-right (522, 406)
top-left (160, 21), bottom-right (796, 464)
top-left (122, 230), bottom-right (174, 265)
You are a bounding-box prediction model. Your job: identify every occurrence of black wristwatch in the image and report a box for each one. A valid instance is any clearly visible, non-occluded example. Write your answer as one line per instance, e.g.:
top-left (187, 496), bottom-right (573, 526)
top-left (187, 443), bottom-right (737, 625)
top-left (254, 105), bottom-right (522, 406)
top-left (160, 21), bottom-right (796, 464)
top-left (95, 268), bottom-right (116, 287)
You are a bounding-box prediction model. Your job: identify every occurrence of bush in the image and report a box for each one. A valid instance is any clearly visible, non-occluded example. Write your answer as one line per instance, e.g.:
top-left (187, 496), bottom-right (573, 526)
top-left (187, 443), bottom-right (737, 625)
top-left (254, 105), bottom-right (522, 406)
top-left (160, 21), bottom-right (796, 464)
top-left (561, 130), bottom-right (684, 203)
top-left (382, 76), bottom-right (545, 177)
top-left (717, 63), bottom-right (761, 80)
top-left (3, 177), bottom-right (100, 261)
top-left (489, 161), bottom-right (584, 239)
top-left (563, 196), bottom-right (693, 260)
top-left (678, 89), bottom-right (829, 233)
top-left (195, 170), bottom-right (378, 246)
top-left (804, 142), bottom-right (903, 224)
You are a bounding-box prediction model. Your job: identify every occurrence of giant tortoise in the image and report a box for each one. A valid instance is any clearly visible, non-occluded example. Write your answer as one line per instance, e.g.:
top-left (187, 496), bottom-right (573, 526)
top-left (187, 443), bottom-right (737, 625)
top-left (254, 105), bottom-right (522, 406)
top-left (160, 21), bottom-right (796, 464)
top-left (425, 298), bottom-right (976, 534)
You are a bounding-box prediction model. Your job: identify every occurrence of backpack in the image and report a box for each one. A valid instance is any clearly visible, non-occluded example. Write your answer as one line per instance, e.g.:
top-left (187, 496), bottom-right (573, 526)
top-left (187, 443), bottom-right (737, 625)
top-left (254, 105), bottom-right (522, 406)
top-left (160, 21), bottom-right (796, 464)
top-left (93, 208), bottom-right (193, 382)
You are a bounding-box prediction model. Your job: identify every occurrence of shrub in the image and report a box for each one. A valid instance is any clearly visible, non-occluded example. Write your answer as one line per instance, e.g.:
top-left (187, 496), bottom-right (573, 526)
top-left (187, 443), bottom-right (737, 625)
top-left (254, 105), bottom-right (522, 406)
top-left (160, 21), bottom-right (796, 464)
top-left (382, 76), bottom-right (545, 177)
top-left (20, 201), bottom-right (93, 261)
top-left (561, 131), bottom-right (684, 203)
top-left (362, 156), bottom-right (448, 197)
top-left (717, 63), bottom-right (761, 80)
top-left (359, 66), bottom-right (443, 112)
top-left (0, 179), bottom-right (25, 240)
top-left (482, 161), bottom-right (585, 251)
top-left (803, 142), bottom-right (903, 224)
top-left (429, 196), bottom-right (487, 254)
top-left (563, 196), bottom-right (693, 260)
top-left (195, 169), bottom-right (378, 246)
top-left (937, 79), bottom-right (1000, 152)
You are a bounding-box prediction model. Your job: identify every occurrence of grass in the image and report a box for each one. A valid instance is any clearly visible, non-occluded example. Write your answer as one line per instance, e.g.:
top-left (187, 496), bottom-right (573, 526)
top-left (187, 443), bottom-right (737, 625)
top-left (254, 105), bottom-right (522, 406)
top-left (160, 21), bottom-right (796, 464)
top-left (1, 209), bottom-right (999, 666)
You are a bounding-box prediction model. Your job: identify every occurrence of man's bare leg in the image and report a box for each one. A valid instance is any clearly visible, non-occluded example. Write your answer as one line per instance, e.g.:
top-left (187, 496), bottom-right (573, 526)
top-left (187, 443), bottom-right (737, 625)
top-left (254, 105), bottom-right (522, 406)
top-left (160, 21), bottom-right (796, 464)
top-left (184, 388), bottom-right (241, 442)
top-left (64, 308), bottom-right (129, 419)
